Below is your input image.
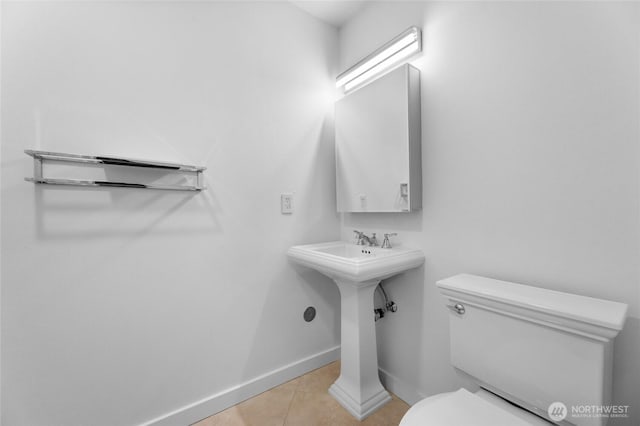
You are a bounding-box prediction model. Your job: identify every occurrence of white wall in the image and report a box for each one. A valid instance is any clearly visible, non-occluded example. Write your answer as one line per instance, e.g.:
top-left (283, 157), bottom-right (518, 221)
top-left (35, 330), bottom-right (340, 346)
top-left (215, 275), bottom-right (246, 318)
top-left (1, 2), bottom-right (341, 425)
top-left (339, 2), bottom-right (640, 425)
top-left (3, 2), bottom-right (639, 425)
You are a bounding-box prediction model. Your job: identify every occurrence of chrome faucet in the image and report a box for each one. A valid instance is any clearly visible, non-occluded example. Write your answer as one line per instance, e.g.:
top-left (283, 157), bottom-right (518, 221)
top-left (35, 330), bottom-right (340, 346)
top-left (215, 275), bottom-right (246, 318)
top-left (381, 233), bottom-right (397, 249)
top-left (353, 230), bottom-right (378, 246)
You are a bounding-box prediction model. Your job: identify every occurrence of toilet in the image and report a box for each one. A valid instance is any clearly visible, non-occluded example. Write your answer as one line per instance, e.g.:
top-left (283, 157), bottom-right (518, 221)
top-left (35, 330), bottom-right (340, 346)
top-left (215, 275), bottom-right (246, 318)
top-left (400, 274), bottom-right (628, 426)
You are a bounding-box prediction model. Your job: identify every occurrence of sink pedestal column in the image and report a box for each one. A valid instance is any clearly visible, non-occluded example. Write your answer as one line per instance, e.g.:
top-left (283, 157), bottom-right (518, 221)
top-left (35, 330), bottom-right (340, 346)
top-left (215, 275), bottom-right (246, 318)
top-left (329, 278), bottom-right (391, 420)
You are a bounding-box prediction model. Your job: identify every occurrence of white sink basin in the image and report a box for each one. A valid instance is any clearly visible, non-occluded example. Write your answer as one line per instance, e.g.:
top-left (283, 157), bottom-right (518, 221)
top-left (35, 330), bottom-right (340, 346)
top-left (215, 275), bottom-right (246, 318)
top-left (287, 241), bottom-right (424, 283)
top-left (287, 240), bottom-right (424, 420)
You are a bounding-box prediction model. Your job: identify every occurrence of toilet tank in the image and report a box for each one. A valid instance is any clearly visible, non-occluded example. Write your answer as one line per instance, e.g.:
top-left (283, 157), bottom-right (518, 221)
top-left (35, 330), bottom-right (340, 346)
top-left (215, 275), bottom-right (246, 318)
top-left (437, 274), bottom-right (628, 426)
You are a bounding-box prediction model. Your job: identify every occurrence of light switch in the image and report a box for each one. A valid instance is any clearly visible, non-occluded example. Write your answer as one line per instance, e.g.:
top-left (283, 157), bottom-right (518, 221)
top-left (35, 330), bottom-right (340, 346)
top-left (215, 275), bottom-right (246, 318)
top-left (400, 183), bottom-right (408, 197)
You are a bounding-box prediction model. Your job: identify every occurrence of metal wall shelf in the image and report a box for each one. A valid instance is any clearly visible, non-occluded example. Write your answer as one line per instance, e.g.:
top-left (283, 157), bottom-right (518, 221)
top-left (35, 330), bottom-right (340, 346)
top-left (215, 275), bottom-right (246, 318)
top-left (25, 149), bottom-right (206, 191)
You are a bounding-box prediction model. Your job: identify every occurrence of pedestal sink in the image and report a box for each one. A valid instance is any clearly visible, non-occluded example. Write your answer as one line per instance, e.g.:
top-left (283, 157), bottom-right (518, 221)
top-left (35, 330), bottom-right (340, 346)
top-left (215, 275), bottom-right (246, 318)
top-left (287, 241), bottom-right (424, 420)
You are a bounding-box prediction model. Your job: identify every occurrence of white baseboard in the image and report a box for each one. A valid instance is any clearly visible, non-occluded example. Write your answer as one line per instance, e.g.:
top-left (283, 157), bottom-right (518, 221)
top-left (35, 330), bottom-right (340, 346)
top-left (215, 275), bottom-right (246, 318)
top-left (378, 367), bottom-right (426, 406)
top-left (139, 347), bottom-right (428, 426)
top-left (140, 345), bottom-right (340, 426)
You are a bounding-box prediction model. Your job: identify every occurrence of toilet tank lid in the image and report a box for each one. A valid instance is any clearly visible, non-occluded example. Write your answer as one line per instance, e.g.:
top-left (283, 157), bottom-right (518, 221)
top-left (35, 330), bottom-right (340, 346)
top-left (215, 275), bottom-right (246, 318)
top-left (437, 274), bottom-right (628, 332)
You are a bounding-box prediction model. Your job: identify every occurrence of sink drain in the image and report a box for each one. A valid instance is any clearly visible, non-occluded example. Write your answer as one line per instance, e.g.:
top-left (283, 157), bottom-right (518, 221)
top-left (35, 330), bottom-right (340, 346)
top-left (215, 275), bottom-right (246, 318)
top-left (303, 306), bottom-right (316, 322)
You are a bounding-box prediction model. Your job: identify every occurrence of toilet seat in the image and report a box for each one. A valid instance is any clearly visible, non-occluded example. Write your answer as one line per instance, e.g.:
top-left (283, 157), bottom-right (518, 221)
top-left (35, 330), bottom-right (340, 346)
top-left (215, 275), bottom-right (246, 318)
top-left (399, 388), bottom-right (551, 426)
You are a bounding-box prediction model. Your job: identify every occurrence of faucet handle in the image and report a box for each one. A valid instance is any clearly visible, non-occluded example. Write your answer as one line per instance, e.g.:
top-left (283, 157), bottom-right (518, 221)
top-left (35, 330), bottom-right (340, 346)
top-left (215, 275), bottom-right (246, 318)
top-left (353, 230), bottom-right (364, 244)
top-left (381, 233), bottom-right (397, 249)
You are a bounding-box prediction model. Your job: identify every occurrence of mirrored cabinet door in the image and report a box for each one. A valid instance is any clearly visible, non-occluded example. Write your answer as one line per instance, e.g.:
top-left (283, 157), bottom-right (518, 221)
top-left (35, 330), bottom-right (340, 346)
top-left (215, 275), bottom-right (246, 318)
top-left (335, 64), bottom-right (422, 212)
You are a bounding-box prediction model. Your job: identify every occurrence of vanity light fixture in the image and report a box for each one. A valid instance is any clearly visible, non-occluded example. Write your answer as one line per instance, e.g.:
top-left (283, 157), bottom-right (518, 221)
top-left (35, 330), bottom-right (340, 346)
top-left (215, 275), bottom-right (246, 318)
top-left (336, 26), bottom-right (422, 92)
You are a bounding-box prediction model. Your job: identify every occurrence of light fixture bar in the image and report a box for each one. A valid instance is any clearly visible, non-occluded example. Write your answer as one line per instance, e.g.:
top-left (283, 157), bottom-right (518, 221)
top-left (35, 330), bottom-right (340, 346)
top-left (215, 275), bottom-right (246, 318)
top-left (336, 26), bottom-right (422, 90)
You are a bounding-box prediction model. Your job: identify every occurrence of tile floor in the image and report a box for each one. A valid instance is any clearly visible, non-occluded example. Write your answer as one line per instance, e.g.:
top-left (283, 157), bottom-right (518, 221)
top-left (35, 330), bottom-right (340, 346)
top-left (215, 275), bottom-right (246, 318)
top-left (192, 361), bottom-right (410, 426)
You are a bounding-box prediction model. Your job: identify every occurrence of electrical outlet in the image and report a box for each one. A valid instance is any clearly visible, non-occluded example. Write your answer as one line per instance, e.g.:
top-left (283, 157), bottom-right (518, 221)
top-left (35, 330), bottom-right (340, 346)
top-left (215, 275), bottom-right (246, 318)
top-left (359, 194), bottom-right (367, 209)
top-left (281, 193), bottom-right (293, 214)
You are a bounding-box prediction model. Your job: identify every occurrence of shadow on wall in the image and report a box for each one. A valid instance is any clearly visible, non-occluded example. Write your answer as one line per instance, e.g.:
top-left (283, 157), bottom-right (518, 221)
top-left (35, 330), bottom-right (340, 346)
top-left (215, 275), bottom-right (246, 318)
top-left (238, 114), bottom-right (342, 380)
top-left (341, 212), bottom-right (427, 403)
top-left (166, 111), bottom-right (343, 425)
top-left (342, 212), bottom-right (423, 235)
top-left (611, 316), bottom-right (640, 426)
top-left (30, 181), bottom-right (221, 241)
top-left (376, 263), bottom-right (426, 401)
top-left (217, 262), bottom-right (341, 420)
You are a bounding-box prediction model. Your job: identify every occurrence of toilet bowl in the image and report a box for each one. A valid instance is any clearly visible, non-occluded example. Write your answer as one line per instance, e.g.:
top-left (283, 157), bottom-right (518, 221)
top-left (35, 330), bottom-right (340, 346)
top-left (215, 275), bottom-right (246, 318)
top-left (400, 388), bottom-right (550, 426)
top-left (399, 274), bottom-right (628, 426)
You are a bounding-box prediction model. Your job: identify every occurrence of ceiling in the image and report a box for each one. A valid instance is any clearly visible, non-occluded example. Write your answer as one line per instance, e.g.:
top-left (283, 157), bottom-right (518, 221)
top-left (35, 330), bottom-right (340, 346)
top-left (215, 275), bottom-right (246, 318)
top-left (289, 1), bottom-right (368, 28)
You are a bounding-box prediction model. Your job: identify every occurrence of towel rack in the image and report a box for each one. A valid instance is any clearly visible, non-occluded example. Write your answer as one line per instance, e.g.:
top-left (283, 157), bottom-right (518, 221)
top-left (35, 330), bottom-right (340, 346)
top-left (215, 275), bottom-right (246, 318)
top-left (25, 149), bottom-right (206, 191)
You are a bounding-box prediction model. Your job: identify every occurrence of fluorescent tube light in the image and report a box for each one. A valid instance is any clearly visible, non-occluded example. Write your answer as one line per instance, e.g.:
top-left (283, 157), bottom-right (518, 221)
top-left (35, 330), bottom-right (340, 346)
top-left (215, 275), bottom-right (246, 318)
top-left (336, 26), bottom-right (422, 91)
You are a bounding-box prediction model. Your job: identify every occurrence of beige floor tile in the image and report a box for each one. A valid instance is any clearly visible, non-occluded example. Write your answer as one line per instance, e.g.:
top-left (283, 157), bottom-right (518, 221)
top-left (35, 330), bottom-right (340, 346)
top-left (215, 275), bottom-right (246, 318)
top-left (284, 388), bottom-right (409, 426)
top-left (193, 363), bottom-right (410, 426)
top-left (193, 406), bottom-right (250, 426)
top-left (275, 376), bottom-right (302, 393)
top-left (361, 395), bottom-right (410, 426)
top-left (295, 361), bottom-right (341, 394)
top-left (194, 378), bottom-right (300, 426)
top-left (283, 390), bottom-right (361, 426)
